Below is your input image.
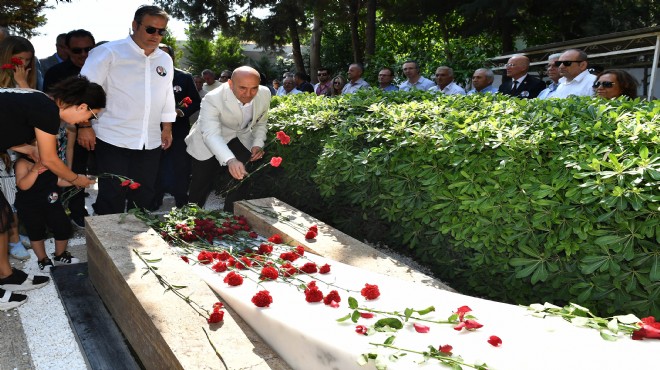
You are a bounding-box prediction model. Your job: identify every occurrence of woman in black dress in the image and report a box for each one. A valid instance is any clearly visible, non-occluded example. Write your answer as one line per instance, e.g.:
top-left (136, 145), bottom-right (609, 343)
top-left (0, 75), bottom-right (105, 310)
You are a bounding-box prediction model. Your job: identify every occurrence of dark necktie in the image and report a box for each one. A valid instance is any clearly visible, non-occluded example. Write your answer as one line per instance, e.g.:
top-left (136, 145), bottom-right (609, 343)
top-left (512, 80), bottom-right (519, 94)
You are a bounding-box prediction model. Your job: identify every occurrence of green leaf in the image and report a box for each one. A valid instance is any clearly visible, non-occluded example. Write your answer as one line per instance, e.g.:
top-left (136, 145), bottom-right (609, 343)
top-left (384, 336), bottom-right (396, 345)
top-left (348, 297), bottom-right (358, 309)
top-left (599, 331), bottom-right (619, 341)
top-left (650, 255), bottom-right (660, 282)
top-left (336, 314), bottom-right (352, 322)
top-left (415, 306), bottom-right (436, 316)
top-left (351, 310), bottom-right (361, 323)
top-left (374, 318), bottom-right (404, 331)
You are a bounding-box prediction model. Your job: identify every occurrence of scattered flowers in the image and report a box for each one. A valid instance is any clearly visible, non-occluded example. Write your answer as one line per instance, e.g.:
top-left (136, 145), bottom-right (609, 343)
top-left (305, 224), bottom-right (318, 239)
top-left (270, 156), bottom-right (283, 167)
top-left (632, 316), bottom-right (660, 340)
top-left (319, 264), bottom-right (331, 274)
top-left (275, 130), bottom-right (291, 145)
top-left (223, 271), bottom-right (244, 286)
top-left (413, 323), bottom-right (430, 333)
top-left (268, 234), bottom-right (283, 244)
top-left (487, 335), bottom-right (502, 347)
top-left (360, 283), bottom-right (380, 300)
top-left (252, 290), bottom-right (273, 307)
top-left (323, 290), bottom-right (341, 306)
top-left (207, 302), bottom-right (225, 324)
top-left (355, 325), bottom-right (368, 335)
top-left (453, 319), bottom-right (483, 331)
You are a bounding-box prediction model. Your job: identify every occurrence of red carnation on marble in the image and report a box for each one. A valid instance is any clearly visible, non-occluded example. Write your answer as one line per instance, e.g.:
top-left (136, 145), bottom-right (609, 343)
top-left (455, 305), bottom-right (472, 321)
top-left (305, 289), bottom-right (323, 303)
top-left (439, 345), bottom-right (453, 355)
top-left (270, 157), bottom-right (282, 167)
top-left (258, 243), bottom-right (273, 255)
top-left (319, 264), bottom-right (331, 274)
top-left (259, 266), bottom-right (279, 281)
top-left (632, 316), bottom-right (660, 340)
top-left (213, 302), bottom-right (224, 311)
top-left (355, 325), bottom-right (368, 335)
top-left (251, 290), bottom-right (273, 308)
top-left (223, 271), bottom-right (244, 286)
top-left (197, 251), bottom-right (214, 264)
top-left (248, 231), bottom-right (258, 238)
top-left (180, 256), bottom-right (189, 263)
top-left (360, 283), bottom-right (380, 300)
top-left (309, 225), bottom-right (318, 233)
top-left (487, 335), bottom-right (502, 347)
top-left (212, 261), bottom-right (227, 273)
top-left (295, 245), bottom-right (305, 256)
top-left (300, 262), bottom-right (318, 274)
top-left (453, 319), bottom-right (483, 331)
top-left (216, 251), bottom-right (231, 261)
top-left (323, 290), bottom-right (341, 306)
top-left (207, 311), bottom-right (224, 323)
top-left (280, 251), bottom-right (299, 262)
top-left (268, 234), bottom-right (283, 244)
top-left (305, 230), bottom-right (317, 239)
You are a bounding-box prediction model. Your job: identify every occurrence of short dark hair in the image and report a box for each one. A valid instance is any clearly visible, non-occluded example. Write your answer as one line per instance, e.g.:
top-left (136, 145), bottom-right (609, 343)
top-left (134, 5), bottom-right (169, 23)
top-left (49, 75), bottom-right (106, 110)
top-left (403, 60), bottom-right (419, 70)
top-left (65, 29), bottom-right (95, 48)
top-left (379, 67), bottom-right (394, 77)
top-left (598, 69), bottom-right (638, 99)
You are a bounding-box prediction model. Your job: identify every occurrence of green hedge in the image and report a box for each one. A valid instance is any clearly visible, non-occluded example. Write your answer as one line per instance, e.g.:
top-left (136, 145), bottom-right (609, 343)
top-left (244, 90), bottom-right (660, 318)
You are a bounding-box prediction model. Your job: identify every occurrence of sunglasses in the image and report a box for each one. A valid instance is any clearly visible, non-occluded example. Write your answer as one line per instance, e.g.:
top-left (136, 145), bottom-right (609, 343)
top-left (70, 46), bottom-right (93, 55)
top-left (553, 60), bottom-right (584, 67)
top-left (88, 107), bottom-right (99, 120)
top-left (139, 23), bottom-right (168, 36)
top-left (317, 72), bottom-right (328, 76)
top-left (593, 81), bottom-right (616, 88)
top-left (333, 81), bottom-right (341, 85)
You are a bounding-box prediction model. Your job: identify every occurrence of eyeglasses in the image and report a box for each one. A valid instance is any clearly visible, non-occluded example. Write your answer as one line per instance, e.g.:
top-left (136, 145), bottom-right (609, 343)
top-left (553, 60), bottom-right (584, 67)
top-left (88, 107), bottom-right (99, 120)
top-left (504, 63), bottom-right (517, 67)
top-left (70, 46), bottom-right (93, 55)
top-left (139, 23), bottom-right (168, 36)
top-left (317, 72), bottom-right (328, 76)
top-left (593, 81), bottom-right (616, 89)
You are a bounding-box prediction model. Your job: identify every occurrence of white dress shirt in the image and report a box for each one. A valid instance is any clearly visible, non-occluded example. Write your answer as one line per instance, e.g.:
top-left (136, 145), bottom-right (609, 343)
top-left (399, 76), bottom-right (435, 91)
top-left (554, 70), bottom-right (597, 98)
top-left (81, 36), bottom-right (176, 150)
top-left (341, 78), bottom-right (370, 94)
top-left (428, 81), bottom-right (466, 95)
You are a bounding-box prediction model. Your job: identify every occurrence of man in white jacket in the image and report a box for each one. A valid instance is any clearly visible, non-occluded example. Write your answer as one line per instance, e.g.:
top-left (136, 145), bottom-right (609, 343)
top-left (185, 66), bottom-right (271, 211)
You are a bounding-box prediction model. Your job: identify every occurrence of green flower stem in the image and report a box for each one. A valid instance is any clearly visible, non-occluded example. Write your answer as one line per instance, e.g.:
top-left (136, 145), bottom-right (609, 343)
top-left (133, 249), bottom-right (210, 320)
top-left (359, 306), bottom-right (453, 325)
top-left (202, 328), bottom-right (228, 370)
top-left (369, 343), bottom-right (485, 370)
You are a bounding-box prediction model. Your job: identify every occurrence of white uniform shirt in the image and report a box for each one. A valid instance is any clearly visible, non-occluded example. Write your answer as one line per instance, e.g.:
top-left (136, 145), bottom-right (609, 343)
top-left (554, 70), bottom-right (597, 98)
top-left (81, 36), bottom-right (176, 150)
top-left (399, 76), bottom-right (435, 91)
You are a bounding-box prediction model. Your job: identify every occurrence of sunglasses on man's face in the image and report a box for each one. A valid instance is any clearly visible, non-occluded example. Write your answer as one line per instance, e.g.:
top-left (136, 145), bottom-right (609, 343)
top-left (553, 60), bottom-right (583, 67)
top-left (140, 23), bottom-right (168, 36)
top-left (70, 46), bottom-right (93, 55)
top-left (593, 81), bottom-right (616, 89)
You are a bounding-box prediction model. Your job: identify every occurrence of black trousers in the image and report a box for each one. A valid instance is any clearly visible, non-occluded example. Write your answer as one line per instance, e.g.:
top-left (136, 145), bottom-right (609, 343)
top-left (66, 141), bottom-right (92, 218)
top-left (93, 139), bottom-right (162, 215)
top-left (154, 135), bottom-right (191, 208)
top-left (188, 138), bottom-right (251, 212)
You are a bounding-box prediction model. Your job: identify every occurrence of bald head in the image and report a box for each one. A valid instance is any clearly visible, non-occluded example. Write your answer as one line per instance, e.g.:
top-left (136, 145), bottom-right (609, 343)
top-left (505, 55), bottom-right (530, 79)
top-left (228, 66), bottom-right (262, 104)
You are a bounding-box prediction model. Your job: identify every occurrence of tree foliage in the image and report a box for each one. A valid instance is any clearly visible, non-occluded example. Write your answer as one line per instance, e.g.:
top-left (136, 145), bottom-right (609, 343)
top-left (183, 25), bottom-right (246, 76)
top-left (0, 0), bottom-right (49, 37)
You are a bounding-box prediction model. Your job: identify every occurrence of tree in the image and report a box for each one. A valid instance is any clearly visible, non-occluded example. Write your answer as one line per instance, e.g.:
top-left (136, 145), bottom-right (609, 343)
top-left (0, 0), bottom-right (49, 37)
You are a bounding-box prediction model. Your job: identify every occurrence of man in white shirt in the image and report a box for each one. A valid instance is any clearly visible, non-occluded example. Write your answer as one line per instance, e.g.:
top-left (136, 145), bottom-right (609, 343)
top-left (537, 53), bottom-right (563, 99)
top-left (399, 60), bottom-right (434, 91)
top-left (277, 76), bottom-right (301, 96)
top-left (553, 49), bottom-right (596, 98)
top-left (428, 66), bottom-right (466, 95)
top-left (202, 69), bottom-right (222, 92)
top-left (342, 63), bottom-right (370, 94)
top-left (186, 66), bottom-right (271, 212)
top-left (79, 5), bottom-right (176, 214)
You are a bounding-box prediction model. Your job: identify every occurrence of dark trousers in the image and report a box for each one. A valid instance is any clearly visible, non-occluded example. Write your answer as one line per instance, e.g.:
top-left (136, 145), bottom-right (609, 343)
top-left (154, 136), bottom-right (191, 208)
top-left (188, 138), bottom-right (251, 212)
top-left (66, 141), bottom-right (92, 218)
top-left (93, 139), bottom-right (162, 215)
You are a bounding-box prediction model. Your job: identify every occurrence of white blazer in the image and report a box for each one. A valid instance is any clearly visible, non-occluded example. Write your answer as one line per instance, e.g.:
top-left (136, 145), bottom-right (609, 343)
top-left (185, 83), bottom-right (271, 164)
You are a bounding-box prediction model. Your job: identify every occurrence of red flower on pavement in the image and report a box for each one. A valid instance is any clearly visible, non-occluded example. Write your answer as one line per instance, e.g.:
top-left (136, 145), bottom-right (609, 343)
top-left (270, 157), bottom-right (283, 167)
top-left (413, 323), bottom-right (430, 333)
top-left (453, 319), bottom-right (483, 331)
top-left (251, 290), bottom-right (273, 307)
top-left (295, 245), bottom-right (305, 256)
top-left (305, 288), bottom-right (323, 303)
top-left (323, 290), bottom-right (341, 306)
top-left (223, 271), bottom-right (244, 286)
top-left (259, 266), bottom-right (279, 281)
top-left (439, 344), bottom-right (453, 355)
top-left (632, 316), bottom-right (660, 340)
top-left (280, 251), bottom-right (300, 262)
top-left (319, 264), bottom-right (331, 274)
top-left (275, 131), bottom-right (291, 145)
top-left (129, 182), bottom-right (141, 189)
top-left (360, 312), bottom-right (374, 319)
top-left (487, 335), bottom-right (502, 347)
top-left (197, 251), bottom-right (214, 264)
top-left (355, 325), bottom-right (368, 335)
top-left (309, 225), bottom-right (318, 233)
top-left (212, 261), bottom-right (227, 273)
top-left (305, 230), bottom-right (317, 239)
top-left (360, 283), bottom-right (380, 300)
top-left (300, 262), bottom-right (318, 274)
top-left (248, 231), bottom-right (258, 238)
top-left (207, 311), bottom-right (224, 323)
top-left (258, 243), bottom-right (273, 255)
top-left (268, 234), bottom-right (283, 244)
top-left (213, 302), bottom-right (224, 311)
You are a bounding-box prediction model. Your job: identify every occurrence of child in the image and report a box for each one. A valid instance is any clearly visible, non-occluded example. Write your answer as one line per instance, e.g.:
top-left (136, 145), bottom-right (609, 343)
top-left (14, 155), bottom-right (80, 271)
top-left (0, 151), bottom-right (30, 260)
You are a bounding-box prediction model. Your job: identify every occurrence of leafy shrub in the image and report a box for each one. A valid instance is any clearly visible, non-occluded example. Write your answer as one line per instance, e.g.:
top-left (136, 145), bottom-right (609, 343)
top-left (245, 90), bottom-right (660, 318)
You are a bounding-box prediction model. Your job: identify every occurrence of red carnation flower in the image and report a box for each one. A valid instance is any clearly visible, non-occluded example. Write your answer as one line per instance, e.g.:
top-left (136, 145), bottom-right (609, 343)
top-left (360, 312), bottom-right (374, 319)
top-left (300, 262), bottom-right (318, 274)
top-left (251, 290), bottom-right (273, 307)
top-left (360, 283), bottom-right (380, 300)
top-left (453, 319), bottom-right (483, 331)
top-left (632, 316), bottom-right (660, 340)
top-left (309, 225), bottom-right (318, 233)
top-left (275, 131), bottom-right (291, 145)
top-left (180, 256), bottom-right (189, 263)
top-left (268, 234), bottom-right (283, 244)
top-left (217, 251), bottom-right (231, 261)
top-left (212, 261), bottom-right (227, 273)
top-left (323, 290), bottom-right (341, 306)
top-left (280, 251), bottom-right (299, 262)
top-left (223, 271), bottom-right (244, 286)
top-left (10, 57), bottom-right (23, 65)
top-left (305, 288), bottom-right (324, 303)
top-left (355, 325), bottom-right (368, 335)
top-left (258, 243), bottom-right (273, 255)
top-left (487, 335), bottom-right (502, 347)
top-left (259, 266), bottom-right (279, 281)
top-left (455, 305), bottom-right (472, 321)
top-left (305, 230), bottom-right (317, 239)
top-left (212, 302), bottom-right (224, 311)
top-left (439, 344), bottom-right (453, 355)
top-left (120, 179), bottom-right (131, 187)
top-left (249, 231), bottom-right (258, 238)
top-left (207, 311), bottom-right (224, 323)
top-left (197, 251), bottom-right (214, 264)
top-left (295, 245), bottom-right (305, 256)
top-left (319, 264), bottom-right (331, 274)
top-left (269, 157), bottom-right (283, 167)
top-left (129, 182), bottom-right (141, 189)
top-left (413, 323), bottom-right (430, 333)
top-left (1, 63), bottom-right (14, 70)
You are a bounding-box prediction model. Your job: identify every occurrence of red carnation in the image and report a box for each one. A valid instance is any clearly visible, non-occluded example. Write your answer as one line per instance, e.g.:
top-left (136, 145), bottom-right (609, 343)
top-left (270, 157), bottom-right (283, 167)
top-left (212, 261), bottom-right (227, 272)
top-left (249, 231), bottom-right (258, 238)
top-left (275, 131), bottom-right (291, 145)
top-left (259, 266), bottom-right (279, 281)
top-left (309, 225), bottom-right (318, 233)
top-left (223, 271), bottom-right (244, 286)
top-left (487, 335), bottom-right (502, 347)
top-left (207, 311), bottom-right (224, 323)
top-left (355, 325), bottom-right (368, 335)
top-left (129, 182), bottom-right (141, 189)
top-left (360, 312), bottom-right (374, 319)
top-left (1, 63), bottom-right (14, 70)
top-left (453, 319), bottom-right (483, 331)
top-left (319, 264), bottom-right (331, 274)
top-left (280, 251), bottom-right (299, 262)
top-left (295, 245), bottom-right (305, 256)
top-left (258, 243), bottom-right (273, 255)
top-left (180, 256), bottom-right (189, 263)
top-left (305, 230), bottom-right (317, 239)
top-left (120, 179), bottom-right (131, 187)
top-left (251, 290), bottom-right (273, 307)
top-left (212, 302), bottom-right (224, 311)
top-left (632, 316), bottom-right (660, 340)
top-left (305, 288), bottom-right (324, 303)
top-left (300, 262), bottom-right (318, 274)
top-left (10, 57), bottom-right (23, 65)
top-left (323, 290), bottom-right (341, 306)
top-left (360, 283), bottom-right (380, 300)
top-left (197, 251), bottom-right (214, 264)
top-left (439, 344), bottom-right (453, 355)
top-left (268, 234), bottom-right (283, 244)
top-left (216, 251), bottom-right (231, 261)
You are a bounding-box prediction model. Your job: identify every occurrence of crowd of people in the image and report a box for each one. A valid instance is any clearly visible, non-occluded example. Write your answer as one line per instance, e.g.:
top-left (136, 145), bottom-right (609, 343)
top-left (0, 4), bottom-right (645, 311)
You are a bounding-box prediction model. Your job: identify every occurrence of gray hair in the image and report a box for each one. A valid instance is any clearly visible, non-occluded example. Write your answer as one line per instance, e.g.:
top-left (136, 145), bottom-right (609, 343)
top-left (474, 68), bottom-right (494, 82)
top-left (436, 66), bottom-right (454, 77)
top-left (548, 52), bottom-right (562, 61)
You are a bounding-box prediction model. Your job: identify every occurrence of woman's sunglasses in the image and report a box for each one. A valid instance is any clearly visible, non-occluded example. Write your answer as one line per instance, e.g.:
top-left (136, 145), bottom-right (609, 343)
top-left (593, 81), bottom-right (615, 89)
